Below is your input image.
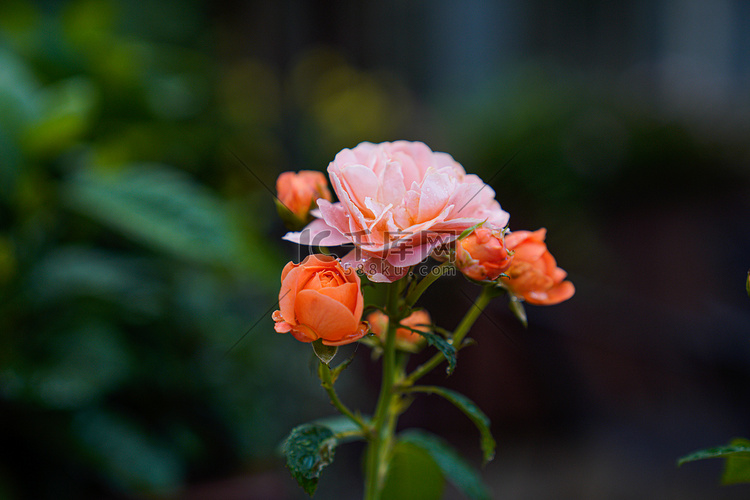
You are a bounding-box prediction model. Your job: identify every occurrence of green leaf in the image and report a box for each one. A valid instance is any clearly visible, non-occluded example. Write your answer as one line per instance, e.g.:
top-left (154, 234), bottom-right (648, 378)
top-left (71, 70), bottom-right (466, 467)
top-left (508, 296), bottom-right (527, 328)
top-left (329, 350), bottom-right (356, 384)
top-left (678, 438), bottom-right (750, 485)
top-left (62, 164), bottom-right (241, 267)
top-left (28, 246), bottom-right (162, 316)
top-left (275, 198), bottom-right (310, 231)
top-left (21, 77), bottom-right (97, 158)
top-left (0, 46), bottom-right (42, 130)
top-left (411, 328), bottom-right (457, 375)
top-left (313, 415), bottom-right (367, 443)
top-left (722, 438), bottom-right (750, 485)
top-left (400, 429), bottom-right (491, 500)
top-left (457, 221), bottom-right (486, 241)
top-left (410, 386), bottom-right (496, 464)
top-left (73, 410), bottom-right (184, 492)
top-left (0, 125), bottom-right (21, 199)
top-left (312, 339), bottom-right (337, 365)
top-left (0, 0), bottom-right (40, 48)
top-left (678, 442), bottom-right (750, 466)
top-left (746, 270), bottom-right (750, 298)
top-left (28, 320), bottom-right (132, 409)
top-left (381, 441), bottom-right (445, 500)
top-left (282, 424), bottom-right (337, 496)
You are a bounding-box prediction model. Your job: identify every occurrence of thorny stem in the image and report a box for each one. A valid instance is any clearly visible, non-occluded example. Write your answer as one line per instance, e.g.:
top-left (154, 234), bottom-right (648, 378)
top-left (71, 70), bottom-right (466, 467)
top-left (363, 278), bottom-right (406, 500)
top-left (318, 361), bottom-right (368, 433)
top-left (359, 272), bottom-right (496, 498)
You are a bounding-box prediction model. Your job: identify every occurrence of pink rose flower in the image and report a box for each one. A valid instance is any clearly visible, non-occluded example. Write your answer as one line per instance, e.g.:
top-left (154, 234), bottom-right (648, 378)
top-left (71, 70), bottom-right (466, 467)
top-left (284, 141), bottom-right (509, 282)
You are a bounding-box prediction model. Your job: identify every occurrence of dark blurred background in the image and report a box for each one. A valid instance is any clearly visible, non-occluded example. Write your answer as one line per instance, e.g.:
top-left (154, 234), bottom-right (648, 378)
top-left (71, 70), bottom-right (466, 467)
top-left (1, 0), bottom-right (749, 498)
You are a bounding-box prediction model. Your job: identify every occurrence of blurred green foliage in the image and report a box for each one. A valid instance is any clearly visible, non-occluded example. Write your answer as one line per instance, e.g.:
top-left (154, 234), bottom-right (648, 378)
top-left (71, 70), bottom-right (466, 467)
top-left (381, 441), bottom-right (445, 500)
top-left (0, 0), bottom-right (424, 496)
top-left (0, 1), bottom-right (355, 498)
top-left (0, 0), bottom-right (420, 496)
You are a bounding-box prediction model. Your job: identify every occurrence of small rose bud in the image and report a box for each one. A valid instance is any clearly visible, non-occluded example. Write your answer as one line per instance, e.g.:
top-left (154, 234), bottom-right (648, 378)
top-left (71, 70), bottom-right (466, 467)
top-left (367, 309), bottom-right (431, 346)
top-left (275, 171), bottom-right (332, 230)
top-left (455, 228), bottom-right (512, 281)
top-left (502, 228), bottom-right (574, 305)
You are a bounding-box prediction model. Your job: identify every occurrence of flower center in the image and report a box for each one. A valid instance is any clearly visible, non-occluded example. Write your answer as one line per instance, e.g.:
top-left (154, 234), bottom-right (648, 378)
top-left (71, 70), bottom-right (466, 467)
top-left (318, 271), bottom-right (338, 287)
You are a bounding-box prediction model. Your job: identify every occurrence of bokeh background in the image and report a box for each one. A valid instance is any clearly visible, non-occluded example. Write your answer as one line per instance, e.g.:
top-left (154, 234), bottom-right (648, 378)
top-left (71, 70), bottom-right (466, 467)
top-left (1, 0), bottom-right (750, 498)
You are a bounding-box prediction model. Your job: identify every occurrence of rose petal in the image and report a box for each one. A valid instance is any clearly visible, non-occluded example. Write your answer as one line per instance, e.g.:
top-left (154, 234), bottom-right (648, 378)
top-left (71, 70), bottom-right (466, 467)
top-left (283, 217), bottom-right (351, 247)
top-left (513, 240), bottom-right (547, 262)
top-left (379, 161), bottom-right (406, 206)
top-left (316, 282), bottom-right (359, 313)
top-left (385, 232), bottom-right (454, 268)
top-left (329, 166), bottom-right (369, 233)
top-left (433, 152), bottom-right (466, 175)
top-left (535, 281), bottom-right (575, 305)
top-left (418, 170), bottom-right (453, 221)
top-left (278, 266), bottom-right (301, 325)
top-left (322, 321), bottom-right (370, 346)
top-left (390, 141), bottom-right (435, 178)
top-left (340, 164), bottom-right (380, 209)
top-left (295, 289), bottom-right (358, 341)
top-left (290, 324), bottom-right (318, 343)
top-left (274, 321), bottom-right (292, 333)
top-left (280, 261), bottom-right (296, 282)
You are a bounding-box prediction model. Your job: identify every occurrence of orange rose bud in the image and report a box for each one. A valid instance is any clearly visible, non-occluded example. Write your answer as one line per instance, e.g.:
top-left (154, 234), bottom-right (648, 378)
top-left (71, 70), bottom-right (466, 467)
top-left (367, 309), bottom-right (431, 344)
top-left (273, 254), bottom-right (368, 346)
top-left (275, 170), bottom-right (332, 229)
top-left (502, 228), bottom-right (574, 305)
top-left (455, 228), bottom-right (512, 281)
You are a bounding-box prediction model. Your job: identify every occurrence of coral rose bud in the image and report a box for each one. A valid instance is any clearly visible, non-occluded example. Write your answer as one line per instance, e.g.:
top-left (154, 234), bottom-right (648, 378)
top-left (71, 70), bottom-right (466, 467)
top-left (502, 228), bottom-right (575, 305)
top-left (273, 254), bottom-right (368, 346)
top-left (275, 171), bottom-right (332, 229)
top-left (367, 309), bottom-right (431, 345)
top-left (455, 228), bottom-right (512, 281)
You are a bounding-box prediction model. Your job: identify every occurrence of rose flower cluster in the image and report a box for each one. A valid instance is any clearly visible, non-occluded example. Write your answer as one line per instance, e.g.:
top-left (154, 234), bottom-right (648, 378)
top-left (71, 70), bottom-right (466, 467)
top-left (272, 141), bottom-right (574, 346)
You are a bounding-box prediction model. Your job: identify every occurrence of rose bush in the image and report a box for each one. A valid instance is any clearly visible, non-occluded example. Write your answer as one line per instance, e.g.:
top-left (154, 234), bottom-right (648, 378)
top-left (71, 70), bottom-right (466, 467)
top-left (284, 141), bottom-right (509, 282)
top-left (273, 254), bottom-right (368, 346)
top-left (274, 143), bottom-right (576, 499)
top-left (502, 228), bottom-right (575, 305)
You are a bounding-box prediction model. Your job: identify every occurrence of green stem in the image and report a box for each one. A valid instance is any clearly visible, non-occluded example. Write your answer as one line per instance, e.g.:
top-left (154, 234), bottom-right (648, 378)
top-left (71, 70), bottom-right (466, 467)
top-left (363, 279), bottom-right (405, 500)
top-left (318, 362), bottom-right (368, 432)
top-left (402, 286), bottom-right (494, 386)
top-left (334, 429), bottom-right (367, 442)
top-left (404, 261), bottom-right (453, 308)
